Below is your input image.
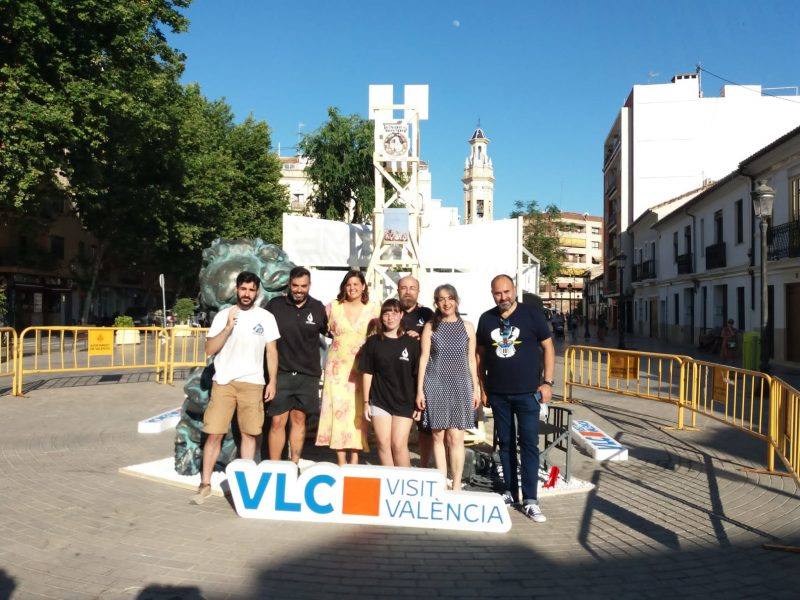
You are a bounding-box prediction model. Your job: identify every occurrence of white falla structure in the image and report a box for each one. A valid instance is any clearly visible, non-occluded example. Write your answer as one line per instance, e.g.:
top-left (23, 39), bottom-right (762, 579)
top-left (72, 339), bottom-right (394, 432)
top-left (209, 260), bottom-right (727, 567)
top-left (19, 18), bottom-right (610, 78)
top-left (462, 127), bottom-right (495, 224)
top-left (365, 84), bottom-right (429, 297)
top-left (282, 84), bottom-right (540, 315)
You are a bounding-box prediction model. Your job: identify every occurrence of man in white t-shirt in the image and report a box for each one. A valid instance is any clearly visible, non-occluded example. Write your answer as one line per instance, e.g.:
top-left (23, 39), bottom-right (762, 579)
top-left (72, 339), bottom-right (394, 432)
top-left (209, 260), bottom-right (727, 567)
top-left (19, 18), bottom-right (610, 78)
top-left (192, 271), bottom-right (280, 504)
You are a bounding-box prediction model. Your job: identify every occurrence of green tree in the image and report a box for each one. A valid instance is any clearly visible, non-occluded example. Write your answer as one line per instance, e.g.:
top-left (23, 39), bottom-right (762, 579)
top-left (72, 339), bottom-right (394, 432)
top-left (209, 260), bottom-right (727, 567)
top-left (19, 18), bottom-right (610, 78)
top-left (299, 107), bottom-right (375, 223)
top-left (219, 115), bottom-right (287, 243)
top-left (1, 0), bottom-right (191, 321)
top-left (511, 200), bottom-right (566, 285)
top-left (164, 85), bottom-right (286, 287)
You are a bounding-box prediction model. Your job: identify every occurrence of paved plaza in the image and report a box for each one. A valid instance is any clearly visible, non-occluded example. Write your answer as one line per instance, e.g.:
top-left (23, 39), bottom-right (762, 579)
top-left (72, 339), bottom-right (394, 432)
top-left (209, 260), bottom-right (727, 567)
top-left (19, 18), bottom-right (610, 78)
top-left (1, 356), bottom-right (800, 599)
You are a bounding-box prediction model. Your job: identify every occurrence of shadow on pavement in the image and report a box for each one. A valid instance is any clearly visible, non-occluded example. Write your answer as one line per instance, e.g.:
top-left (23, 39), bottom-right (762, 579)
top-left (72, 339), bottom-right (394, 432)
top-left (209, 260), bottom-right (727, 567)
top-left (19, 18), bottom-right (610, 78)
top-left (136, 584), bottom-right (204, 599)
top-left (242, 527), bottom-right (800, 599)
top-left (0, 569), bottom-right (16, 600)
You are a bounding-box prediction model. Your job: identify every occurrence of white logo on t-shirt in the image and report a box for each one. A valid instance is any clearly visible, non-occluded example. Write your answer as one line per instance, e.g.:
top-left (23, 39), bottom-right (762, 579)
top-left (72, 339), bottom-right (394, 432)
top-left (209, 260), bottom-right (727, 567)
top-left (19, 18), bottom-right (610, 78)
top-left (399, 348), bottom-right (410, 361)
top-left (417, 318), bottom-right (424, 327)
top-left (306, 313), bottom-right (315, 325)
top-left (253, 323), bottom-right (264, 335)
top-left (490, 326), bottom-right (521, 358)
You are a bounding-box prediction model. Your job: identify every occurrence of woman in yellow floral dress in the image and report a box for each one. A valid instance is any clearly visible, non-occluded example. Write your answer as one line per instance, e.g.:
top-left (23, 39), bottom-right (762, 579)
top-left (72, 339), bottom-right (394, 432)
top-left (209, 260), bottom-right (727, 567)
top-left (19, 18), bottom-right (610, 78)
top-left (316, 270), bottom-right (378, 465)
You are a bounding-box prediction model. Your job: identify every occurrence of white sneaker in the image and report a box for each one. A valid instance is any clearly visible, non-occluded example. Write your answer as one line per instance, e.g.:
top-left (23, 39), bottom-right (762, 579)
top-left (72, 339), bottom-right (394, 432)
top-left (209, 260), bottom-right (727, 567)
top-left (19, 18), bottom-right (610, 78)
top-left (523, 502), bottom-right (546, 523)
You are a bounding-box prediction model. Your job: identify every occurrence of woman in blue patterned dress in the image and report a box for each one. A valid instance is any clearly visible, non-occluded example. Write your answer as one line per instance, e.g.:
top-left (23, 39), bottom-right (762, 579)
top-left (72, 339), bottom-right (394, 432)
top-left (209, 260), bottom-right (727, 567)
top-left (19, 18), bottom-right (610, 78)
top-left (415, 284), bottom-right (480, 490)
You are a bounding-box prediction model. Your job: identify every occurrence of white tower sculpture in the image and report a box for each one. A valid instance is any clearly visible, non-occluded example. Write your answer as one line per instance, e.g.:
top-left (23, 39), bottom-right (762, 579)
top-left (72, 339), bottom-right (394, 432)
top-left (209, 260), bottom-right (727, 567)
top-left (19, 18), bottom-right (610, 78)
top-left (366, 84), bottom-right (429, 300)
top-left (462, 126), bottom-right (495, 224)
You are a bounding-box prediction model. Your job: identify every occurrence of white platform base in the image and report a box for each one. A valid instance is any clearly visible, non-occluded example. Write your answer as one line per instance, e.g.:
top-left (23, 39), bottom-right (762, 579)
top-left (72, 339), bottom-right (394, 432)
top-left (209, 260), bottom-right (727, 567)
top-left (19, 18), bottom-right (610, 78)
top-left (137, 407), bottom-right (182, 434)
top-left (119, 456), bottom-right (317, 496)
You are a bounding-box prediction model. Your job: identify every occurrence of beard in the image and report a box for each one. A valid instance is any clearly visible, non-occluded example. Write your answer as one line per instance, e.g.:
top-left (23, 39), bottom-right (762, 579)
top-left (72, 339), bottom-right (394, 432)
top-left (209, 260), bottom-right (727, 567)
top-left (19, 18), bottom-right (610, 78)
top-left (497, 299), bottom-right (513, 311)
top-left (400, 296), bottom-right (416, 310)
top-left (291, 292), bottom-right (307, 304)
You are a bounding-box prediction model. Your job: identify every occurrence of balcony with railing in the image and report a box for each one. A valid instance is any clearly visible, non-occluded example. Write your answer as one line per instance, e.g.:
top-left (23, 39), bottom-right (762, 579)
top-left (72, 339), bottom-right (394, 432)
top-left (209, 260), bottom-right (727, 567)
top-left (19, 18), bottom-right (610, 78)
top-left (632, 259), bottom-right (656, 282)
top-left (677, 252), bottom-right (693, 274)
top-left (768, 219), bottom-right (800, 260)
top-left (705, 242), bottom-right (727, 270)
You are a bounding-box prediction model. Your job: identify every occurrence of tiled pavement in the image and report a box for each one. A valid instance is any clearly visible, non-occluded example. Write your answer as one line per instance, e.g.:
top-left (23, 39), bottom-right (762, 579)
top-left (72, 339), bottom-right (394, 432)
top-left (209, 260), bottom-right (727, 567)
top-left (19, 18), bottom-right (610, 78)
top-left (1, 356), bottom-right (799, 599)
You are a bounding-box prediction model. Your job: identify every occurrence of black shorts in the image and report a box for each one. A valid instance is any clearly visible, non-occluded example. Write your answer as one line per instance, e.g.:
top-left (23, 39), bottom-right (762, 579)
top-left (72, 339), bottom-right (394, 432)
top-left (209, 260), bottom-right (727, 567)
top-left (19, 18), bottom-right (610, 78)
top-left (266, 372), bottom-right (320, 417)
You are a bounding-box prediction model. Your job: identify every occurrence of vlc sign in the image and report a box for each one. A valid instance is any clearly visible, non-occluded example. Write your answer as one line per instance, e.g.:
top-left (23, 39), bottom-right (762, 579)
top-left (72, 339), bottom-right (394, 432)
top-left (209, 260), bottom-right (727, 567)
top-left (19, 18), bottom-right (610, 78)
top-left (226, 460), bottom-right (511, 533)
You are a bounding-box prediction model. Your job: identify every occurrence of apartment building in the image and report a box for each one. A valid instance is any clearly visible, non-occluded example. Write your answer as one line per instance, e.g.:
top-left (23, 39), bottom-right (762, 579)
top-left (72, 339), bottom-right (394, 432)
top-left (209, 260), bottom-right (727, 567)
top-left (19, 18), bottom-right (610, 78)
top-left (603, 71), bottom-right (800, 332)
top-left (629, 124), bottom-right (800, 366)
top-left (540, 212), bottom-right (603, 313)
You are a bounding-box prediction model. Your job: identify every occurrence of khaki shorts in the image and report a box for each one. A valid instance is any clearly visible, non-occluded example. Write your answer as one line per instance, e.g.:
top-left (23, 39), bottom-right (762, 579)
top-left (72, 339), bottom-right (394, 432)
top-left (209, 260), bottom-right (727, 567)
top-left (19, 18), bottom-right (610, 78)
top-left (204, 381), bottom-right (265, 436)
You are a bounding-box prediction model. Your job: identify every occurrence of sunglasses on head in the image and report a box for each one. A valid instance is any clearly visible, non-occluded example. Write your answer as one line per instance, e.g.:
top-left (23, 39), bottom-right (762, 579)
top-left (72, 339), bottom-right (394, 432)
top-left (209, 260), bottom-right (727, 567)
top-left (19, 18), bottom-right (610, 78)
top-left (499, 317), bottom-right (512, 336)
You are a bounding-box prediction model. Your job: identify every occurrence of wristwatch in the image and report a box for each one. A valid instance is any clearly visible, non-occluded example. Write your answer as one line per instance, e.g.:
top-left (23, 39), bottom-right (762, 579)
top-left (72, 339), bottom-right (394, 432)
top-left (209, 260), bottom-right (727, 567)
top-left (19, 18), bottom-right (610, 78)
top-left (541, 379), bottom-right (554, 387)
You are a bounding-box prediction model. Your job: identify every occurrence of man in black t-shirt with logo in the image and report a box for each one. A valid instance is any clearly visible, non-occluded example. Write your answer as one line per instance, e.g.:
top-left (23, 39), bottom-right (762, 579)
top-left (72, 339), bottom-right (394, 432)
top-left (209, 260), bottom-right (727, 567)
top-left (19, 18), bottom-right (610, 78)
top-left (266, 267), bottom-right (328, 463)
top-left (397, 275), bottom-right (434, 466)
top-left (398, 275), bottom-right (433, 338)
top-left (477, 274), bottom-right (555, 523)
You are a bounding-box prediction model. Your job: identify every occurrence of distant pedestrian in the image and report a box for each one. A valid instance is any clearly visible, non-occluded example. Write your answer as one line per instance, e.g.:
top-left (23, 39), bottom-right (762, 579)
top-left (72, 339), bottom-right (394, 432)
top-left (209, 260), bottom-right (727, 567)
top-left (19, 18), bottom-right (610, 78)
top-left (597, 312), bottom-right (608, 342)
top-left (721, 319), bottom-right (738, 360)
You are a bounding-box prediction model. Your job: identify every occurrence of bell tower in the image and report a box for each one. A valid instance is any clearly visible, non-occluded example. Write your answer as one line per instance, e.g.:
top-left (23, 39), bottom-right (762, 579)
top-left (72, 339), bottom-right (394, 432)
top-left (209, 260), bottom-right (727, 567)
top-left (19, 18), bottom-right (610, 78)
top-left (462, 126), bottom-right (494, 224)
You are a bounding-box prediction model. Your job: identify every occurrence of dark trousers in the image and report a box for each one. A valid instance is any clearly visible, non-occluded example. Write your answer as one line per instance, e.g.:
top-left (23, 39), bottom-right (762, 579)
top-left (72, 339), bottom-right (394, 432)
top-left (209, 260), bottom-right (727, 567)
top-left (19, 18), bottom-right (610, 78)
top-left (489, 392), bottom-right (540, 503)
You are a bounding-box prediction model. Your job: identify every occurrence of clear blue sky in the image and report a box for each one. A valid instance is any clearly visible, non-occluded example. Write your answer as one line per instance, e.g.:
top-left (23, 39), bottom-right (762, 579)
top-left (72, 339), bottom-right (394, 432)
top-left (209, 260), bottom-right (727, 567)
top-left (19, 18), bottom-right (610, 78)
top-left (167, 0), bottom-right (800, 218)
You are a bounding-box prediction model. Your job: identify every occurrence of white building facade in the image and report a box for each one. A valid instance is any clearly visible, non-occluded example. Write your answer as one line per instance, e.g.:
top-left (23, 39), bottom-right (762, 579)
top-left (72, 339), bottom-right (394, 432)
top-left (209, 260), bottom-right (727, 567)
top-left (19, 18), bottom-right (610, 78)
top-left (540, 212), bottom-right (603, 313)
top-left (629, 125), bottom-right (800, 366)
top-left (603, 71), bottom-right (800, 334)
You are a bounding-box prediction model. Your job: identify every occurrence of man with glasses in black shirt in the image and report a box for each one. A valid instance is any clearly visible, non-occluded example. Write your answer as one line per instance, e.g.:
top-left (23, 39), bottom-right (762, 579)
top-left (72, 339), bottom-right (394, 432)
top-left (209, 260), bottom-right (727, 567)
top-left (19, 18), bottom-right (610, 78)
top-left (266, 267), bottom-right (328, 463)
top-left (397, 275), bottom-right (434, 466)
top-left (476, 274), bottom-right (555, 523)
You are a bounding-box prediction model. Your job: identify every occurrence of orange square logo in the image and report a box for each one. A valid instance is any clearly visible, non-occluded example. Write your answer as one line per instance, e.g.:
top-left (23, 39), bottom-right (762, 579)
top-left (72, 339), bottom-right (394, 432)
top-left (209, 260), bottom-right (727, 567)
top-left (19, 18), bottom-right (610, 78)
top-left (342, 477), bottom-right (381, 516)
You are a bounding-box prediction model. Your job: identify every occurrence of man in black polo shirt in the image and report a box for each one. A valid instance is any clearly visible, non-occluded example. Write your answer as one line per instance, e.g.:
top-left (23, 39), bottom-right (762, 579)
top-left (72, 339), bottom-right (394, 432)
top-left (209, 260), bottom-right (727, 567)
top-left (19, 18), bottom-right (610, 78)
top-left (398, 275), bottom-right (433, 338)
top-left (266, 267), bottom-right (328, 463)
top-left (477, 274), bottom-right (555, 523)
top-left (396, 275), bottom-right (435, 466)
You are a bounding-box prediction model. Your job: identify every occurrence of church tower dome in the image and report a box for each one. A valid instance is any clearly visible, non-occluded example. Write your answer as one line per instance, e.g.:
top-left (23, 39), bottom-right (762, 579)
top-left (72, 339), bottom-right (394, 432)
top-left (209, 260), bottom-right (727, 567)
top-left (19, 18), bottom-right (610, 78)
top-left (462, 125), bottom-right (495, 224)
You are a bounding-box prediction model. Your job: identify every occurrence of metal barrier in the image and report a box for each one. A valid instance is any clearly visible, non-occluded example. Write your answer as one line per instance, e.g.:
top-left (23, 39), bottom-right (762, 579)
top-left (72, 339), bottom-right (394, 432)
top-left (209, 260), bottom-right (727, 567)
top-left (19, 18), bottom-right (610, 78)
top-left (15, 326), bottom-right (167, 395)
top-left (685, 360), bottom-right (772, 442)
top-left (166, 327), bottom-right (209, 384)
top-left (1, 327), bottom-right (18, 396)
top-left (563, 345), bottom-right (689, 428)
top-left (771, 377), bottom-right (800, 479)
top-left (565, 344), bottom-right (800, 483)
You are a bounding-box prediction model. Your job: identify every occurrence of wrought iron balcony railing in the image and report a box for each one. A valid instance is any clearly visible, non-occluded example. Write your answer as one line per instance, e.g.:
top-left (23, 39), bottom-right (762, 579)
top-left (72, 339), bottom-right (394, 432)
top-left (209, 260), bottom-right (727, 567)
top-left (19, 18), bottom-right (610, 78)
top-left (705, 242), bottom-right (727, 270)
top-left (677, 252), bottom-right (693, 274)
top-left (768, 219), bottom-right (800, 261)
top-left (632, 259), bottom-right (656, 282)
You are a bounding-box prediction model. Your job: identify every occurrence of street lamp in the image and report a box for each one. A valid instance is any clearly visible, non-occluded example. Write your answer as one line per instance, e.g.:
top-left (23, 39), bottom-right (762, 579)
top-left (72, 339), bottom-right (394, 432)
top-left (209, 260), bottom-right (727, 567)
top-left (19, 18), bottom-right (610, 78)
top-left (583, 270), bottom-right (591, 338)
top-left (752, 179), bottom-right (775, 373)
top-left (617, 253), bottom-right (627, 349)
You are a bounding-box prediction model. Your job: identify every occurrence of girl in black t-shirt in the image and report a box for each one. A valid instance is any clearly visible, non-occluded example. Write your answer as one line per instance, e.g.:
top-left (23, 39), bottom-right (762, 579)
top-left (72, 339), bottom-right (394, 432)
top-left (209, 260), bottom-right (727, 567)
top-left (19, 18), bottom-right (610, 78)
top-left (359, 299), bottom-right (420, 467)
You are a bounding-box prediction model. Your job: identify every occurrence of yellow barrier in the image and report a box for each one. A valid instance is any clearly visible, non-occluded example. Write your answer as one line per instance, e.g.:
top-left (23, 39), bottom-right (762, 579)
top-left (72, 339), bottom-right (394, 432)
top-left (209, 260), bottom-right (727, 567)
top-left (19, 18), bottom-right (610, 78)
top-left (16, 326), bottom-right (167, 395)
top-left (564, 344), bottom-right (800, 483)
top-left (166, 327), bottom-right (209, 384)
top-left (563, 345), bottom-right (689, 428)
top-left (685, 359), bottom-right (772, 441)
top-left (771, 377), bottom-right (800, 479)
top-left (1, 327), bottom-right (18, 396)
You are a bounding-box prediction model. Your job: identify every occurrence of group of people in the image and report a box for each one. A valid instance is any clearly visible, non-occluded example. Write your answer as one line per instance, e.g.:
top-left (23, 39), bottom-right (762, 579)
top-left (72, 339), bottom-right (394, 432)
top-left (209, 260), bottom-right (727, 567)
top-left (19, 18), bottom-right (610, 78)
top-left (192, 268), bottom-right (555, 523)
